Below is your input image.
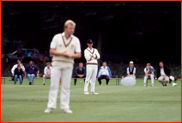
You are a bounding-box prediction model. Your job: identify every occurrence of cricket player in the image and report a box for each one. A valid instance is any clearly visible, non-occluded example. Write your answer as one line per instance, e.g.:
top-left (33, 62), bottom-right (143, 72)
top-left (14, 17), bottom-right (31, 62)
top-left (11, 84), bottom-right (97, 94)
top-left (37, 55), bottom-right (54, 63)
top-left (84, 39), bottom-right (100, 95)
top-left (44, 20), bottom-right (81, 114)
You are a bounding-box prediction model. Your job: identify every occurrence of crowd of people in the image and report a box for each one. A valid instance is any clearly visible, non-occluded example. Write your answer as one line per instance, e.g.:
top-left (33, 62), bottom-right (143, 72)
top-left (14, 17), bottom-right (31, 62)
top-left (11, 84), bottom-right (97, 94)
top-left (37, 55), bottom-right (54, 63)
top-left (11, 59), bottom-right (173, 88)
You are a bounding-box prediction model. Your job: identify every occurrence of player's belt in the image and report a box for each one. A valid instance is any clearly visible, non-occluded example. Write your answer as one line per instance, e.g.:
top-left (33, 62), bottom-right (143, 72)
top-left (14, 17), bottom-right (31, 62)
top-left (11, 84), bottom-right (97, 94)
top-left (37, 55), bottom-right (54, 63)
top-left (86, 63), bottom-right (98, 65)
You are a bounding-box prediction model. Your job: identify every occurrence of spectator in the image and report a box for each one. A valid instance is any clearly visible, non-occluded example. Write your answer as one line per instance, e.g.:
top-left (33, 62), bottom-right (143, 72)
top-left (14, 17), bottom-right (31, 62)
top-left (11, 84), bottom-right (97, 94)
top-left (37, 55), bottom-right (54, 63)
top-left (74, 62), bottom-right (86, 85)
top-left (144, 63), bottom-right (155, 87)
top-left (97, 62), bottom-right (112, 85)
top-left (14, 65), bottom-right (23, 85)
top-left (25, 61), bottom-right (39, 85)
top-left (11, 60), bottom-right (25, 81)
top-left (43, 62), bottom-right (52, 85)
top-left (157, 61), bottom-right (171, 86)
top-left (25, 49), bottom-right (33, 62)
top-left (32, 50), bottom-right (38, 63)
top-left (17, 44), bottom-right (23, 61)
top-left (127, 61), bottom-right (136, 79)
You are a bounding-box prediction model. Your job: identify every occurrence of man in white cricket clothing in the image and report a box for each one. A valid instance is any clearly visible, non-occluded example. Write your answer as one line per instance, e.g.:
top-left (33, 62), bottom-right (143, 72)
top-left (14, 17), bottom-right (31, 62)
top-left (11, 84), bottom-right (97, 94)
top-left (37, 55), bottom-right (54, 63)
top-left (84, 39), bottom-right (100, 95)
top-left (44, 20), bottom-right (81, 114)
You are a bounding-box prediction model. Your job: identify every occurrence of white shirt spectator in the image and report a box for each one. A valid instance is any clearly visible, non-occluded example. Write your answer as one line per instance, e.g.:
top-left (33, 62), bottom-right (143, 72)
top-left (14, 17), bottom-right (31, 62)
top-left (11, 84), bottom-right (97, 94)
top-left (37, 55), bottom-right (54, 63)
top-left (98, 67), bottom-right (109, 77)
top-left (44, 66), bottom-right (52, 75)
top-left (127, 67), bottom-right (136, 74)
top-left (11, 64), bottom-right (25, 74)
top-left (50, 32), bottom-right (81, 53)
top-left (160, 68), bottom-right (166, 76)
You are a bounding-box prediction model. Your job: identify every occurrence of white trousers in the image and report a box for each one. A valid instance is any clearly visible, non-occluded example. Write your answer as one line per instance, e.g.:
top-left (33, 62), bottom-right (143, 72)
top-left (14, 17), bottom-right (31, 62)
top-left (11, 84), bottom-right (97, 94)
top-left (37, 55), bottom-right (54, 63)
top-left (144, 75), bottom-right (154, 84)
top-left (84, 66), bottom-right (98, 92)
top-left (47, 64), bottom-right (73, 109)
top-left (43, 75), bottom-right (51, 84)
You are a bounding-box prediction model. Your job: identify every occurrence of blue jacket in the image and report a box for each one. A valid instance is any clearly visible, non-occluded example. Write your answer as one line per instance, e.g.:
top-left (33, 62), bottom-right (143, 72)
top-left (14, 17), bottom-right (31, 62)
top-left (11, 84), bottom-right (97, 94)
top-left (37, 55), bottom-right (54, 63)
top-left (97, 66), bottom-right (112, 78)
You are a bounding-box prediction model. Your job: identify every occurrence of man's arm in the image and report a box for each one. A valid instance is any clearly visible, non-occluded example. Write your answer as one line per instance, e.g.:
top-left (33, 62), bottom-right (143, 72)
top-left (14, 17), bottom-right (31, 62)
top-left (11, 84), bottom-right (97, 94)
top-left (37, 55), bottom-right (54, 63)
top-left (69, 52), bottom-right (81, 59)
top-left (108, 67), bottom-right (112, 78)
top-left (127, 68), bottom-right (130, 76)
top-left (37, 70), bottom-right (40, 78)
top-left (133, 67), bottom-right (136, 76)
top-left (11, 65), bottom-right (16, 76)
top-left (49, 48), bottom-right (65, 56)
top-left (93, 49), bottom-right (100, 59)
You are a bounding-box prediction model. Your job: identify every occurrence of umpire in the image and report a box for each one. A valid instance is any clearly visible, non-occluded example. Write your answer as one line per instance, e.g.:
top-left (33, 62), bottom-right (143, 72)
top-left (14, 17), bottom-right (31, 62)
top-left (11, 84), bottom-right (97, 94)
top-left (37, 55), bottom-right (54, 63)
top-left (74, 62), bottom-right (86, 85)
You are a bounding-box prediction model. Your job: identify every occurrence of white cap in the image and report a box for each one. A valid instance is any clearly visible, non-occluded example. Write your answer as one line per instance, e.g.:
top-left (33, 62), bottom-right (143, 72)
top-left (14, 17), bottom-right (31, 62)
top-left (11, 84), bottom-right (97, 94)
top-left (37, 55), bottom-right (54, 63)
top-left (130, 61), bottom-right (133, 64)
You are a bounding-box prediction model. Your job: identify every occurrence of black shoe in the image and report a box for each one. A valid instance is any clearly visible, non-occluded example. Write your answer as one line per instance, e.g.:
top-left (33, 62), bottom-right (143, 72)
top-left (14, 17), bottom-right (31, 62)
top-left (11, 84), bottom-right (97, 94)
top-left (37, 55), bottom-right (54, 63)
top-left (43, 83), bottom-right (45, 85)
top-left (165, 84), bottom-right (167, 86)
top-left (29, 82), bottom-right (31, 85)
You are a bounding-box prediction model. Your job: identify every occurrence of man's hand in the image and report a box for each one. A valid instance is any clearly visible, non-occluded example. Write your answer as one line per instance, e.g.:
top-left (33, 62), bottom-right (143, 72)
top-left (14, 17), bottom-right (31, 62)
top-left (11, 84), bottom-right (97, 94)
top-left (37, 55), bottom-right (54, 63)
top-left (63, 51), bottom-right (72, 58)
top-left (90, 55), bottom-right (93, 57)
top-left (24, 76), bottom-right (27, 78)
top-left (45, 74), bottom-right (49, 77)
top-left (109, 78), bottom-right (111, 80)
top-left (80, 75), bottom-right (83, 78)
top-left (12, 74), bottom-right (14, 76)
top-left (37, 75), bottom-right (40, 78)
top-left (145, 73), bottom-right (148, 76)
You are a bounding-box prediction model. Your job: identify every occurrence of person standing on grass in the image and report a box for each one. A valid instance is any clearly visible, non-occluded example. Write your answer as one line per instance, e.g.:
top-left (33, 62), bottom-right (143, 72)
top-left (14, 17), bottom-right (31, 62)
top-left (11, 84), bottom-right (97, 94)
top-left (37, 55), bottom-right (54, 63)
top-left (127, 61), bottom-right (136, 79)
top-left (97, 62), bottom-right (112, 85)
top-left (14, 65), bottom-right (23, 85)
top-left (143, 63), bottom-right (155, 87)
top-left (84, 39), bottom-right (100, 95)
top-left (74, 62), bottom-right (86, 85)
top-left (25, 61), bottom-right (39, 85)
top-left (44, 20), bottom-right (81, 114)
top-left (157, 61), bottom-right (170, 86)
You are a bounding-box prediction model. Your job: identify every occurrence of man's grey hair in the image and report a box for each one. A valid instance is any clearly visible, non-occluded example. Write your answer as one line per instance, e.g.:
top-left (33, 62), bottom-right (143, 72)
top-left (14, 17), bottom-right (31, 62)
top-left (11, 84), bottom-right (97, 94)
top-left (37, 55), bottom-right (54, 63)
top-left (64, 20), bottom-right (76, 28)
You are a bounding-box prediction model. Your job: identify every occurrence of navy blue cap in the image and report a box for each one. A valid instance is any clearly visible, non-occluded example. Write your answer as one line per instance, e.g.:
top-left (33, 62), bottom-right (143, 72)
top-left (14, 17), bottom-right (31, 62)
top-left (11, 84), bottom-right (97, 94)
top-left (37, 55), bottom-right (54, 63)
top-left (87, 39), bottom-right (93, 44)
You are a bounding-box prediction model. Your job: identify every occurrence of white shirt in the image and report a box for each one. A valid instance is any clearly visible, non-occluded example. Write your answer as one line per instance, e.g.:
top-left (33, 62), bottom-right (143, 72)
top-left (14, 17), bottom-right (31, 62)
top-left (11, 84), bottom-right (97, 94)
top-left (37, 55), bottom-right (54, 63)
top-left (160, 67), bottom-right (166, 76)
top-left (11, 64), bottom-right (25, 74)
top-left (127, 67), bottom-right (136, 74)
top-left (98, 66), bottom-right (109, 77)
top-left (50, 32), bottom-right (81, 53)
top-left (44, 66), bottom-right (52, 75)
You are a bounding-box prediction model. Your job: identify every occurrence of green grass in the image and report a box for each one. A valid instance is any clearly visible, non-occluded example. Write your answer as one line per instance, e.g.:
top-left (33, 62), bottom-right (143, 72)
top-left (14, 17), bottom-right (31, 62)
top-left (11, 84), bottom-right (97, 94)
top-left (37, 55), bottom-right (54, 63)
top-left (1, 78), bottom-right (181, 122)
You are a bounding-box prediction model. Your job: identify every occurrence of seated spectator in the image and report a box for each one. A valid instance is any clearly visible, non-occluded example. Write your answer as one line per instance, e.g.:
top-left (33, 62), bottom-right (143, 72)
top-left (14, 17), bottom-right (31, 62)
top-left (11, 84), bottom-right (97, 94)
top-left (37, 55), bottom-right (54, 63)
top-left (25, 49), bottom-right (33, 62)
top-left (11, 60), bottom-right (25, 81)
top-left (74, 62), bottom-right (86, 85)
top-left (32, 50), bottom-right (39, 64)
top-left (144, 63), bottom-right (155, 87)
top-left (14, 65), bottom-right (23, 85)
top-left (97, 62), bottom-right (112, 85)
top-left (157, 61), bottom-right (170, 86)
top-left (25, 61), bottom-right (39, 85)
top-left (127, 61), bottom-right (136, 79)
top-left (43, 62), bottom-right (52, 85)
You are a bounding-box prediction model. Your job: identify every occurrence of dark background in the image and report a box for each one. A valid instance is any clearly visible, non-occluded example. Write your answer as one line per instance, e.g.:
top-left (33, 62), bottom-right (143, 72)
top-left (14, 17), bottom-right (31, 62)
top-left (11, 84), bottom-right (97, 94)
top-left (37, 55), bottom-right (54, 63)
top-left (1, 1), bottom-right (181, 65)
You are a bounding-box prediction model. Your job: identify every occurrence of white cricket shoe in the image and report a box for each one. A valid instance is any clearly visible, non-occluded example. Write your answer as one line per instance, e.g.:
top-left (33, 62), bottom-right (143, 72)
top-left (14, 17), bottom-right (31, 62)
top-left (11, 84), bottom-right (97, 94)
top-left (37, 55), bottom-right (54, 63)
top-left (152, 84), bottom-right (154, 87)
top-left (144, 84), bottom-right (146, 87)
top-left (63, 109), bottom-right (73, 114)
top-left (84, 91), bottom-right (89, 95)
top-left (44, 108), bottom-right (53, 113)
top-left (91, 92), bottom-right (99, 95)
